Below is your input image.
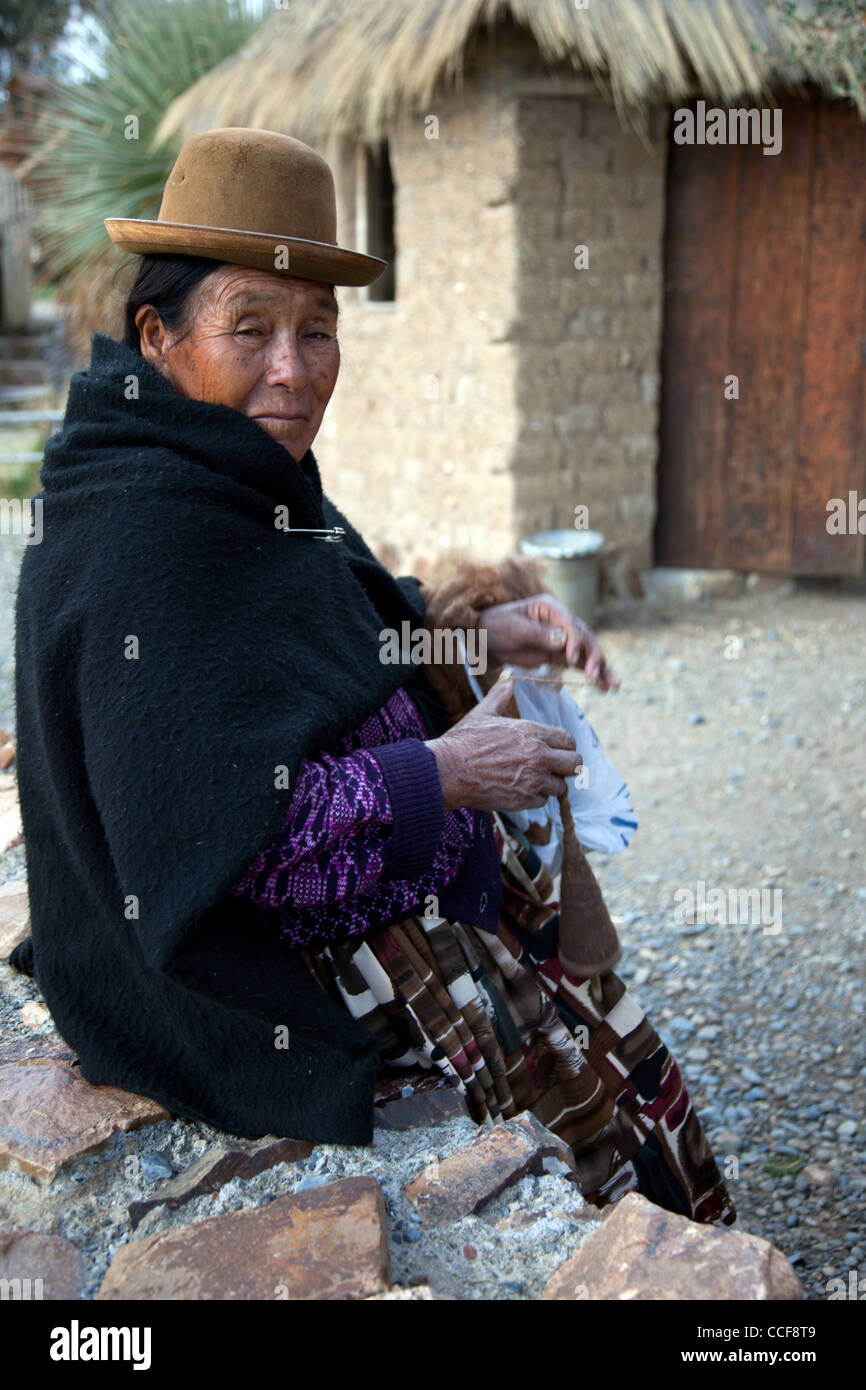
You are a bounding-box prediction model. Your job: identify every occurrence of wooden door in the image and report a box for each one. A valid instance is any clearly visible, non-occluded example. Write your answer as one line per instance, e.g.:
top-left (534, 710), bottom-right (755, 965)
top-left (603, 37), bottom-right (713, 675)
top-left (656, 97), bottom-right (866, 575)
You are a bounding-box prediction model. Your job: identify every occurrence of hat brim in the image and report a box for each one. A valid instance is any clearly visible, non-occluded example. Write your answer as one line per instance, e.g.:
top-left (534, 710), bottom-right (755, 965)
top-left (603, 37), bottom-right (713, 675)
top-left (104, 218), bottom-right (387, 287)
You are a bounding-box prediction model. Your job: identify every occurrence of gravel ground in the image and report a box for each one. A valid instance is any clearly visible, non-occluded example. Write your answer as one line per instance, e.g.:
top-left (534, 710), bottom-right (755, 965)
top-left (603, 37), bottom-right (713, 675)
top-left (0, 534), bottom-right (24, 736)
top-left (577, 582), bottom-right (866, 1302)
top-left (0, 571), bottom-right (863, 1299)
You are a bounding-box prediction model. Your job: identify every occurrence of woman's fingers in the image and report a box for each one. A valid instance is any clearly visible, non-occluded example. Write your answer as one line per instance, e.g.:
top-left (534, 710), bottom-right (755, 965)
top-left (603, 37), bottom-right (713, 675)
top-left (509, 609), bottom-right (567, 655)
top-left (519, 718), bottom-right (577, 753)
top-left (545, 746), bottom-right (584, 779)
top-left (526, 772), bottom-right (571, 805)
top-left (545, 776), bottom-right (570, 799)
top-left (529, 597), bottom-right (612, 687)
top-left (485, 594), bottom-right (618, 693)
top-left (597, 659), bottom-right (620, 691)
top-left (475, 674), bottom-right (515, 713)
top-left (539, 602), bottom-right (611, 686)
top-left (567, 622), bottom-right (599, 676)
top-left (430, 696), bottom-right (586, 813)
top-left (520, 729), bottom-right (582, 798)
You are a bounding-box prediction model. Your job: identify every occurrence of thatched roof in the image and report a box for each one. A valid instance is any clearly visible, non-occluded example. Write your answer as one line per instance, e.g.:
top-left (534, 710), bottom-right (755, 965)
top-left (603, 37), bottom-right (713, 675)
top-left (159, 0), bottom-right (865, 145)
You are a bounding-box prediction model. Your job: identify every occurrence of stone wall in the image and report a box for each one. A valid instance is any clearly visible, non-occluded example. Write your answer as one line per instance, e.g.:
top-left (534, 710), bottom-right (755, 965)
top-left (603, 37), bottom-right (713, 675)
top-left (322, 84), bottom-right (521, 583)
top-left (512, 96), bottom-right (668, 571)
top-left (319, 59), bottom-right (668, 579)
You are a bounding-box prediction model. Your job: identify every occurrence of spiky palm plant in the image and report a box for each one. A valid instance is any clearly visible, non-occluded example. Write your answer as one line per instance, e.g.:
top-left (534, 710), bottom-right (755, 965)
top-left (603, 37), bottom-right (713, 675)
top-left (23, 0), bottom-right (265, 348)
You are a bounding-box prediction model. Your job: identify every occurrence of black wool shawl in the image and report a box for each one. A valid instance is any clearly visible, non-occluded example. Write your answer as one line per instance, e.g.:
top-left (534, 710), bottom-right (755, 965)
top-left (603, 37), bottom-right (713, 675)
top-left (13, 332), bottom-right (449, 1144)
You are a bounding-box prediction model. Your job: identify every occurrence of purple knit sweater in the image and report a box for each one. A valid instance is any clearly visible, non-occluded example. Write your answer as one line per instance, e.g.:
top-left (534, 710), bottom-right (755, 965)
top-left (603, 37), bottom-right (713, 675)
top-left (231, 685), bottom-right (502, 948)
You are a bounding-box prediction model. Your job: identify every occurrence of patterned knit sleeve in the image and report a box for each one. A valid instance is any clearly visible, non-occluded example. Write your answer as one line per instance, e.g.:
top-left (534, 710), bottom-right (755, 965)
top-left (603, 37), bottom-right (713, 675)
top-left (231, 738), bottom-right (445, 909)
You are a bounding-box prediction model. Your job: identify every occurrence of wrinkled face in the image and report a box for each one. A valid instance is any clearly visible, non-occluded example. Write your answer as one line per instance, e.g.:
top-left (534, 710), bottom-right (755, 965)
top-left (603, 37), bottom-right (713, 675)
top-left (135, 265), bottom-right (340, 459)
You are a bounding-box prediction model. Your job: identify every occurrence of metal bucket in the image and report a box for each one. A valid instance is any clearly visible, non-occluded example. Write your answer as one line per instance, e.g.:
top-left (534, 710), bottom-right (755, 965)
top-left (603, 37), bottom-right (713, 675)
top-left (518, 528), bottom-right (605, 624)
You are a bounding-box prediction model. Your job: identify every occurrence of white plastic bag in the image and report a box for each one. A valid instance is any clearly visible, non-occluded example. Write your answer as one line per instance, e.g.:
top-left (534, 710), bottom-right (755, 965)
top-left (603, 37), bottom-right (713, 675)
top-left (462, 657), bottom-right (637, 874)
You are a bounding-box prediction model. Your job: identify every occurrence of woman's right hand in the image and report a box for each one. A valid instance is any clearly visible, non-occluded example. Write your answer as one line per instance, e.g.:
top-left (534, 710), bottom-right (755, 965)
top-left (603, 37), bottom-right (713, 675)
top-left (424, 676), bottom-right (580, 813)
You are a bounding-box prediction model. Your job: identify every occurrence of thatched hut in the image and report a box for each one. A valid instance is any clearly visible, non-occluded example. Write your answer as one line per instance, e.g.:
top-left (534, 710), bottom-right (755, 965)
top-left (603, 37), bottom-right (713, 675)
top-left (160, 1), bottom-right (866, 582)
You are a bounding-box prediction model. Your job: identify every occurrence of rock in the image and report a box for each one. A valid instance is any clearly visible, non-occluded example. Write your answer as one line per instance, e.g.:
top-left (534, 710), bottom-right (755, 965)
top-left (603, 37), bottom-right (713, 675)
top-left (0, 1044), bottom-right (170, 1183)
top-left (645, 568), bottom-right (744, 602)
top-left (541, 1192), bottom-right (804, 1301)
top-left (837, 1120), bottom-right (857, 1138)
top-left (697, 1025), bottom-right (720, 1041)
top-left (542, 1155), bottom-right (574, 1178)
top-left (364, 1283), bottom-right (438, 1300)
top-left (18, 1000), bottom-right (50, 1030)
top-left (98, 1176), bottom-right (389, 1301)
top-left (372, 1070), bottom-right (447, 1105)
top-left (495, 1209), bottom-right (542, 1234)
top-left (550, 1205), bottom-right (609, 1227)
top-left (128, 1135), bottom-right (314, 1228)
top-left (138, 1152), bottom-right (174, 1182)
top-left (0, 1229), bottom-right (86, 1300)
top-left (0, 881), bottom-right (29, 958)
top-left (0, 779), bottom-right (21, 851)
top-left (666, 1015), bottom-right (695, 1037)
top-left (374, 1085), bottom-right (471, 1130)
top-left (802, 1163), bottom-right (835, 1188)
top-left (404, 1111), bottom-right (577, 1228)
top-left (294, 1173), bottom-right (333, 1193)
top-left (710, 1130), bottom-right (742, 1150)
top-left (0, 1039), bottom-right (75, 1063)
top-left (745, 573), bottom-right (794, 596)
top-left (494, 1205), bottom-right (602, 1237)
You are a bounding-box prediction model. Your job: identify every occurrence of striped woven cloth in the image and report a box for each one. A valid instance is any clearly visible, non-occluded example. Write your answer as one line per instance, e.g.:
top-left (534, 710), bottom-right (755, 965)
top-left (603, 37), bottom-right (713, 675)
top-left (298, 810), bottom-right (737, 1225)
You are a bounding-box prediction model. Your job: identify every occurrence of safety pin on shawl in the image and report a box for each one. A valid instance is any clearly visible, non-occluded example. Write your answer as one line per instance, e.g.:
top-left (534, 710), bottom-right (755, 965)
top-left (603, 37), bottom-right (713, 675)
top-left (281, 525), bottom-right (346, 542)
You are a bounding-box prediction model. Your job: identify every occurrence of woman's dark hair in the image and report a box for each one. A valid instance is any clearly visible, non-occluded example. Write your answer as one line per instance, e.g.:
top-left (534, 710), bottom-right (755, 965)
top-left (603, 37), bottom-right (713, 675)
top-left (122, 253), bottom-right (338, 353)
top-left (123, 254), bottom-right (220, 352)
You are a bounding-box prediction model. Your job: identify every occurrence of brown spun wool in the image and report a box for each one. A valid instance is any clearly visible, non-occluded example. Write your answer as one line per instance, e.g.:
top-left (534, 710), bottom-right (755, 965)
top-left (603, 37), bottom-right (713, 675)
top-left (556, 790), bottom-right (622, 980)
top-left (418, 555), bottom-right (549, 720)
top-left (416, 559), bottom-right (621, 979)
top-left (487, 686), bottom-right (621, 981)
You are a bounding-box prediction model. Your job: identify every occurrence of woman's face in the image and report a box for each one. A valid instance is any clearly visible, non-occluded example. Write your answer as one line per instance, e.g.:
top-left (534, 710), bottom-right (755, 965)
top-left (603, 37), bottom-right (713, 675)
top-left (136, 265), bottom-right (340, 459)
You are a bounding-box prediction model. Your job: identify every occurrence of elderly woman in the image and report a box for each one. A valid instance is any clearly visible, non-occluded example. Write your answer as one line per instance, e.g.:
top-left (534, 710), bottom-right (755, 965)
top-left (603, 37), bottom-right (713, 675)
top-left (13, 129), bottom-right (734, 1226)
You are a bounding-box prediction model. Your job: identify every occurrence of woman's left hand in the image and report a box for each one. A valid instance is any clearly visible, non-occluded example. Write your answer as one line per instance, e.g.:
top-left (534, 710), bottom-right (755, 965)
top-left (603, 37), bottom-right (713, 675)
top-left (479, 594), bottom-right (620, 691)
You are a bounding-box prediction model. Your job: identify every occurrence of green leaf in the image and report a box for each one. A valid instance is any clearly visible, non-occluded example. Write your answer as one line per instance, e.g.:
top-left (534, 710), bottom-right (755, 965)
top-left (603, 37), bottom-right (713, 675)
top-left (762, 1152), bottom-right (809, 1178)
top-left (25, 0), bottom-right (266, 281)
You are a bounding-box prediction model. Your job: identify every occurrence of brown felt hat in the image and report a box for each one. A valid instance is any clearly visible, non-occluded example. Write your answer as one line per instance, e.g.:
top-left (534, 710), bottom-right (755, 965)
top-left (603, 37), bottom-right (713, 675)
top-left (105, 127), bottom-right (386, 287)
